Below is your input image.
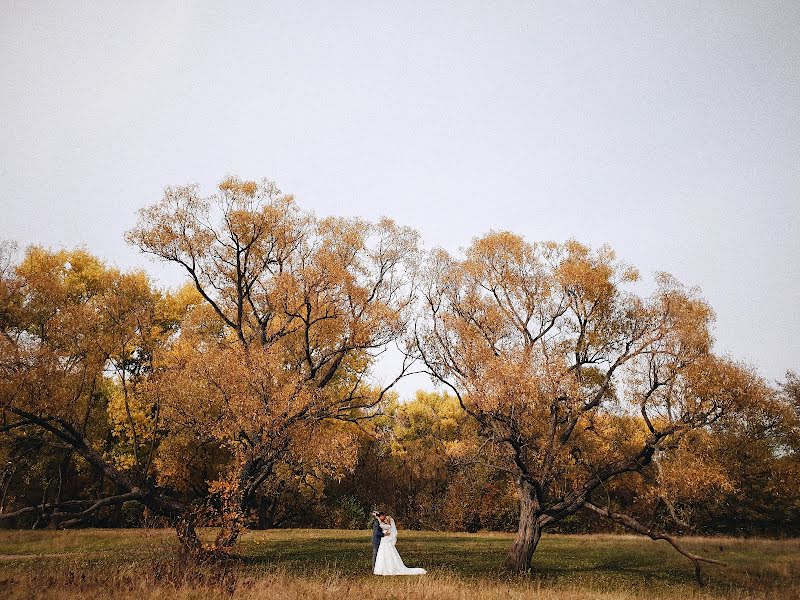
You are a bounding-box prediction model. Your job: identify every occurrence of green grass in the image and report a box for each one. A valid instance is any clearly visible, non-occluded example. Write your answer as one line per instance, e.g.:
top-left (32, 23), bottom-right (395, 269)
top-left (0, 528), bottom-right (797, 599)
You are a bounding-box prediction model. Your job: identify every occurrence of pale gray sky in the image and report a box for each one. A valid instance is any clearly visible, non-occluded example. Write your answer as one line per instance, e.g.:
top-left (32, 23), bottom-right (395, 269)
top-left (1, 1), bottom-right (798, 396)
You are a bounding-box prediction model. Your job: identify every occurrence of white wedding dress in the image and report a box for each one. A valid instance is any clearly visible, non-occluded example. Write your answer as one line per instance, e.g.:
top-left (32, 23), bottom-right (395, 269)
top-left (373, 518), bottom-right (426, 576)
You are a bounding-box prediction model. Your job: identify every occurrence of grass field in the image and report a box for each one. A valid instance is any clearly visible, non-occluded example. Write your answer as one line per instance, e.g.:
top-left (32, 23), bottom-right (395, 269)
top-left (0, 528), bottom-right (797, 599)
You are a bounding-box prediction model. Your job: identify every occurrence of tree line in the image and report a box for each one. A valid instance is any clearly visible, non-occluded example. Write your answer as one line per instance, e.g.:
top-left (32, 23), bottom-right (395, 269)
top-left (1, 177), bottom-right (797, 579)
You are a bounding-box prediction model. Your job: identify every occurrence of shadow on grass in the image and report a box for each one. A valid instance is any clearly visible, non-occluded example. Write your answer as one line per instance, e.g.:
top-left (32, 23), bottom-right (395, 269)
top-left (2, 529), bottom-right (795, 596)
top-left (236, 532), bottom-right (703, 590)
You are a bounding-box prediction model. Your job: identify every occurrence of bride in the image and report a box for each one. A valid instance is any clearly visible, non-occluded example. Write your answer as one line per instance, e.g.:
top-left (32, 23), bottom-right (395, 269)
top-left (373, 514), bottom-right (426, 576)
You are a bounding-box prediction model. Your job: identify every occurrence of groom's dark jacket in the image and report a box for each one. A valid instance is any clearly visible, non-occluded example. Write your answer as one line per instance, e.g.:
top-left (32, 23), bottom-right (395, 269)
top-left (371, 518), bottom-right (385, 569)
top-left (371, 518), bottom-right (384, 549)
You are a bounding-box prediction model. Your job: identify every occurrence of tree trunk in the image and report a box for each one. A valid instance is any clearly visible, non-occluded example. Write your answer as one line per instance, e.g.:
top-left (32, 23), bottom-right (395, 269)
top-left (176, 516), bottom-right (202, 555)
top-left (215, 457), bottom-right (277, 549)
top-left (215, 505), bottom-right (244, 549)
top-left (141, 491), bottom-right (201, 555)
top-left (505, 478), bottom-right (545, 573)
top-left (257, 495), bottom-right (270, 530)
top-left (214, 483), bottom-right (248, 550)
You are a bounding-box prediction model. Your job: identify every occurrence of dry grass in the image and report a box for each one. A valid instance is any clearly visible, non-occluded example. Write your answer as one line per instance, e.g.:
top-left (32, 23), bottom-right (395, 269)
top-left (0, 529), bottom-right (797, 599)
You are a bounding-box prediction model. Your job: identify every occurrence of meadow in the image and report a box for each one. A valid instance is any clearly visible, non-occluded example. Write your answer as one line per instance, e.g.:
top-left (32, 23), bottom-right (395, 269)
top-left (0, 528), bottom-right (797, 599)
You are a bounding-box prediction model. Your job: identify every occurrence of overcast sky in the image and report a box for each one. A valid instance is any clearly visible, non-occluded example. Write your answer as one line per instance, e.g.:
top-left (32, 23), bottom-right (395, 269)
top-left (2, 1), bottom-right (798, 397)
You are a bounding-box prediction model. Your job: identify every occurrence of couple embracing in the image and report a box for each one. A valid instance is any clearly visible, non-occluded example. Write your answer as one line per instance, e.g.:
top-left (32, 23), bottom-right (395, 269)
top-left (370, 511), bottom-right (426, 576)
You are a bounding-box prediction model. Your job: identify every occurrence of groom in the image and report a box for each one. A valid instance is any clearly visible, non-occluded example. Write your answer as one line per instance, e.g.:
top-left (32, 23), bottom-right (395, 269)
top-left (371, 511), bottom-right (388, 570)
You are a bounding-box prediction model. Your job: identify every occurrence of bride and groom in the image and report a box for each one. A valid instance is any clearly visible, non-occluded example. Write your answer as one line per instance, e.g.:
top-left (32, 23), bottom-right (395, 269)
top-left (370, 511), bottom-right (426, 576)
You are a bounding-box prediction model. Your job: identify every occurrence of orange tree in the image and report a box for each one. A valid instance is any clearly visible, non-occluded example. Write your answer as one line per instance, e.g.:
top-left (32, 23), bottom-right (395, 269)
top-left (415, 232), bottom-right (765, 581)
top-left (0, 245), bottom-right (200, 542)
top-left (126, 177), bottom-right (420, 549)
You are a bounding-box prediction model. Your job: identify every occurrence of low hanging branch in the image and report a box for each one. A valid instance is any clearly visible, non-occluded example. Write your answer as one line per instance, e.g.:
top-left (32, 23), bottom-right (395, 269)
top-left (582, 500), bottom-right (724, 585)
top-left (56, 490), bottom-right (144, 528)
top-left (0, 410), bottom-right (197, 548)
top-left (0, 499), bottom-right (91, 520)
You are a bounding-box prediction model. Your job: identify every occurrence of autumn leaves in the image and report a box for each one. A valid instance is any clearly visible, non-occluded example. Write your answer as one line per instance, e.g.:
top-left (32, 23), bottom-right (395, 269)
top-left (413, 233), bottom-right (766, 577)
top-left (0, 177), bottom-right (771, 577)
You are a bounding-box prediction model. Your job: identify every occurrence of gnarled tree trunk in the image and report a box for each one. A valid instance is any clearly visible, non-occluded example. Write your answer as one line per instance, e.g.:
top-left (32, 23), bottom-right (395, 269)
top-left (505, 478), bottom-right (545, 572)
top-left (214, 488), bottom-right (246, 550)
top-left (175, 514), bottom-right (202, 555)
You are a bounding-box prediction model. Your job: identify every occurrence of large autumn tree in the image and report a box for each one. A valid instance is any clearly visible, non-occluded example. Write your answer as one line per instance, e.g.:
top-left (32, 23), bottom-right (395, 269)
top-left (126, 176), bottom-right (420, 549)
top-left (416, 233), bottom-right (765, 580)
top-left (0, 245), bottom-right (200, 543)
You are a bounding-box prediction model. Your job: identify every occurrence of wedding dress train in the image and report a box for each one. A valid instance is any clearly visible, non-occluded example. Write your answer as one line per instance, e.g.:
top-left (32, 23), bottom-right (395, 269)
top-left (373, 518), bottom-right (426, 576)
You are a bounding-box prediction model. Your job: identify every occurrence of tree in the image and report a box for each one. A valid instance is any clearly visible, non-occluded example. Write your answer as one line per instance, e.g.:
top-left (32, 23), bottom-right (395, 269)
top-left (385, 390), bottom-right (519, 532)
top-left (126, 176), bottom-right (420, 549)
top-left (0, 246), bottom-right (201, 546)
top-left (379, 390), bottom-right (468, 529)
top-left (691, 370), bottom-right (800, 535)
top-left (415, 233), bottom-right (763, 581)
top-left (782, 371), bottom-right (800, 419)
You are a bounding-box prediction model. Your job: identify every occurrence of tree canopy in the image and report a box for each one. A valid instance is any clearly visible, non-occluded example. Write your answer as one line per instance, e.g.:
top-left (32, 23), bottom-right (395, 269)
top-left (1, 178), bottom-right (797, 581)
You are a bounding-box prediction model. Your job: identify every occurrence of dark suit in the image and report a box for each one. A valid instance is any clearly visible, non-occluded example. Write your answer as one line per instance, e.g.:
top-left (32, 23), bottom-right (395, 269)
top-left (371, 518), bottom-right (385, 570)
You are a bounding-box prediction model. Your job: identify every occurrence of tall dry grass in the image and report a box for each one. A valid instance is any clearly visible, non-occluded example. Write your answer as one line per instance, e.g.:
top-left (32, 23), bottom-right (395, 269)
top-left (1, 529), bottom-right (797, 599)
top-left (2, 564), bottom-right (794, 600)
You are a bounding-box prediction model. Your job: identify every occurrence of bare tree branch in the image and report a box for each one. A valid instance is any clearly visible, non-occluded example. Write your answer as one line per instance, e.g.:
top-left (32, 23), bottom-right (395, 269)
top-left (583, 500), bottom-right (723, 585)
